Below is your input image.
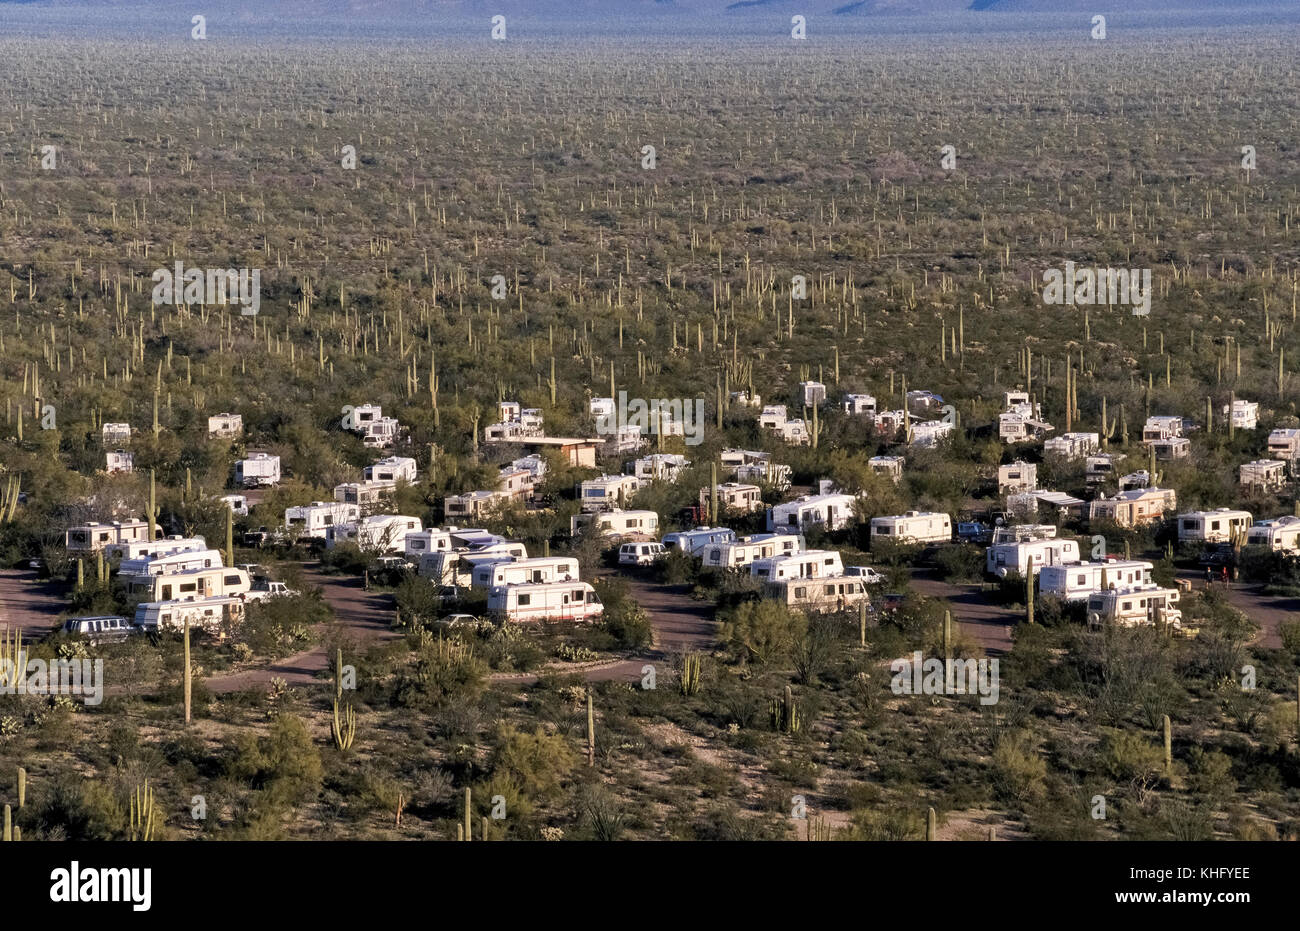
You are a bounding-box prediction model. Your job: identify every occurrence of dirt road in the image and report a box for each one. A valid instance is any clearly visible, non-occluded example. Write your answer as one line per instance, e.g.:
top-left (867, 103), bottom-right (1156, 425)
top-left (0, 569), bottom-right (66, 636)
top-left (909, 568), bottom-right (1018, 656)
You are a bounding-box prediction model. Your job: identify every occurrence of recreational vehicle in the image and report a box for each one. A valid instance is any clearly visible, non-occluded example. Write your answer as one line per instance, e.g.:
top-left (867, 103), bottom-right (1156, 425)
top-left (632, 454), bottom-right (690, 485)
top-left (990, 524), bottom-right (1057, 544)
top-left (700, 533), bottom-right (804, 570)
top-left (104, 535), bottom-right (208, 562)
top-left (365, 456), bottom-right (417, 484)
top-left (1240, 459), bottom-right (1287, 491)
top-left (118, 548), bottom-right (224, 580)
top-left (1223, 399), bottom-right (1259, 431)
top-left (65, 520), bottom-right (151, 554)
top-left (327, 515), bottom-right (423, 553)
top-left (128, 566), bottom-right (251, 603)
top-left (661, 526), bottom-right (736, 555)
top-left (1142, 416), bottom-right (1185, 444)
top-left (1176, 509), bottom-right (1252, 545)
top-left (751, 549), bottom-right (844, 581)
top-left (1086, 585), bottom-right (1183, 631)
top-left (701, 482), bottom-right (764, 515)
top-left (487, 581), bottom-right (603, 622)
top-left (1088, 487), bottom-right (1176, 528)
top-left (579, 474), bottom-right (640, 512)
top-left (1038, 560), bottom-right (1155, 602)
top-left (471, 556), bottom-right (579, 589)
top-left (334, 481), bottom-right (396, 507)
top-left (418, 542), bottom-right (529, 586)
top-left (997, 461), bottom-right (1038, 494)
top-left (235, 453), bottom-right (281, 488)
top-left (1246, 516), bottom-right (1300, 553)
top-left (1085, 453), bottom-right (1126, 485)
top-left (870, 511), bottom-right (952, 545)
top-left (868, 456), bottom-right (904, 483)
top-left (284, 502), bottom-right (360, 539)
top-left (207, 413), bottom-right (243, 439)
top-left (765, 577), bottom-right (869, 614)
top-left (843, 394), bottom-right (877, 416)
top-left (766, 493), bottom-right (859, 533)
top-left (101, 422), bottom-right (132, 445)
top-left (105, 450), bottom-right (134, 474)
top-left (985, 538), bottom-right (1081, 578)
top-left (571, 509), bottom-right (659, 542)
top-left (220, 494), bottom-right (249, 516)
top-left (1268, 428), bottom-right (1300, 460)
top-left (1044, 433), bottom-right (1100, 459)
top-left (133, 596), bottom-right (246, 634)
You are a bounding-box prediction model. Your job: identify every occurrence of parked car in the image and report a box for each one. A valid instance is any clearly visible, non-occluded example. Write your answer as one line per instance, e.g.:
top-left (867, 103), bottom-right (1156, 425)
top-left (61, 615), bottom-right (138, 644)
top-left (619, 542), bottom-right (667, 566)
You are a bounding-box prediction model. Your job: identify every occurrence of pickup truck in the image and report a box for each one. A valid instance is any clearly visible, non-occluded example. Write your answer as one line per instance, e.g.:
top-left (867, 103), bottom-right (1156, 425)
top-left (243, 580), bottom-right (297, 602)
top-left (845, 566), bottom-right (885, 585)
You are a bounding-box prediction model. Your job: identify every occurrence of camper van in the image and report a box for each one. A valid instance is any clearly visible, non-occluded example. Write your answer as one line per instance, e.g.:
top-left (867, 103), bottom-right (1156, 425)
top-left (1086, 585), bottom-right (1183, 631)
top-left (471, 556), bottom-right (579, 589)
top-left (1246, 516), bottom-right (1300, 553)
top-left (750, 549), bottom-right (844, 582)
top-left (127, 566), bottom-right (251, 603)
top-left (870, 511), bottom-right (952, 545)
top-left (1038, 560), bottom-right (1155, 602)
top-left (133, 596), bottom-right (246, 634)
top-left (985, 538), bottom-right (1081, 578)
top-left (765, 577), bottom-right (869, 614)
top-left (62, 615), bottom-right (136, 644)
top-left (487, 581), bottom-right (603, 622)
top-left (661, 527), bottom-right (737, 555)
top-left (1176, 509), bottom-right (1252, 545)
top-left (700, 533), bottom-right (804, 569)
top-left (570, 509), bottom-right (659, 542)
top-left (418, 542), bottom-right (528, 586)
top-left (619, 542), bottom-right (667, 566)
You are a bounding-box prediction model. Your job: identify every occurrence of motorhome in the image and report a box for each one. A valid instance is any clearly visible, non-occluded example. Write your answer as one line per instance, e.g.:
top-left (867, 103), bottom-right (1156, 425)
top-left (1038, 560), bottom-right (1155, 602)
top-left (765, 576), bottom-right (870, 614)
top-left (346, 404), bottom-right (402, 447)
top-left (133, 596), bottom-right (246, 634)
top-left (284, 502), bottom-right (359, 539)
top-left (1142, 416), bottom-right (1185, 444)
top-left (65, 520), bottom-right (151, 554)
top-left (235, 453), bottom-right (281, 488)
top-left (869, 456), bottom-right (904, 483)
top-left (1044, 433), bottom-right (1100, 460)
top-left (1223, 399), bottom-right (1259, 431)
top-left (1086, 585), bottom-right (1183, 631)
top-left (418, 541), bottom-right (528, 586)
top-left (661, 526), bottom-right (736, 555)
top-left (327, 515), bottom-right (423, 553)
top-left (444, 489), bottom-right (512, 521)
top-left (364, 456), bottom-right (417, 484)
top-left (1089, 487), bottom-right (1177, 528)
top-left (618, 542), bottom-right (667, 566)
top-left (1246, 516), bottom-right (1300, 553)
top-left (571, 509), bottom-right (659, 542)
top-left (750, 549), bottom-right (844, 582)
top-left (843, 394), bottom-right (877, 416)
top-left (334, 480), bottom-right (396, 508)
top-left (487, 581), bottom-right (603, 622)
top-left (766, 493), bottom-right (859, 533)
top-left (1176, 509), bottom-right (1252, 545)
top-left (127, 566), bottom-right (251, 602)
top-left (985, 538), bottom-right (1081, 578)
top-left (700, 482), bottom-right (764, 515)
top-left (118, 548), bottom-right (224, 580)
top-left (579, 474), bottom-right (641, 512)
top-left (870, 511), bottom-right (952, 545)
top-left (471, 556), bottom-right (579, 589)
top-left (1085, 453), bottom-right (1126, 485)
top-left (700, 533), bottom-right (803, 569)
top-left (735, 461), bottom-right (792, 490)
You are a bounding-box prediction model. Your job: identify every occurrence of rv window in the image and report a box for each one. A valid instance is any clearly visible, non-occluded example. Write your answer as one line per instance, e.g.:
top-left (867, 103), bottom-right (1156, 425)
top-left (517, 594), bottom-right (531, 606)
top-left (825, 585), bottom-right (836, 595)
top-left (572, 590), bottom-right (584, 601)
top-left (1122, 601), bottom-right (1132, 611)
top-left (162, 586), bottom-right (173, 599)
top-left (224, 575), bottom-right (241, 586)
top-left (180, 583), bottom-right (197, 593)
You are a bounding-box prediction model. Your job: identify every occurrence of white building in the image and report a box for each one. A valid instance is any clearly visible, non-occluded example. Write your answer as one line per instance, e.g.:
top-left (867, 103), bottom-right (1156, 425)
top-left (1176, 509), bottom-right (1252, 544)
top-left (235, 453), bottom-right (281, 488)
top-left (869, 511), bottom-right (952, 545)
top-left (1223, 399), bottom-right (1259, 431)
top-left (767, 493), bottom-right (859, 533)
top-left (207, 413), bottom-right (243, 439)
top-left (1240, 459), bottom-right (1287, 491)
top-left (365, 456), bottom-right (417, 484)
top-left (998, 461), bottom-right (1037, 494)
top-left (661, 527), bottom-right (736, 554)
top-left (1044, 432), bottom-right (1100, 459)
top-left (843, 394), bottom-right (877, 416)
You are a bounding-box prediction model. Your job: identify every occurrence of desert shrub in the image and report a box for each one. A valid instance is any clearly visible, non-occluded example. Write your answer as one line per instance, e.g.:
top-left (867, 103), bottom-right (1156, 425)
top-left (719, 599), bottom-right (806, 665)
top-left (991, 729), bottom-right (1046, 803)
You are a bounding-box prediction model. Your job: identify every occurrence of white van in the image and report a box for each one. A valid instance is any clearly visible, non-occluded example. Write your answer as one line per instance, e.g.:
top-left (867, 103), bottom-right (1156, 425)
top-left (619, 542), bottom-right (666, 566)
top-left (487, 581), bottom-right (603, 622)
top-left (62, 615), bottom-right (135, 643)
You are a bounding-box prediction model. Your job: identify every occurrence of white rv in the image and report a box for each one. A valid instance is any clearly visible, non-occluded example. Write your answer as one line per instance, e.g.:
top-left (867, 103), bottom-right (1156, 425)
top-left (767, 494), bottom-right (859, 533)
top-left (870, 511), bottom-right (952, 545)
top-left (990, 524), bottom-right (1057, 544)
top-left (750, 549), bottom-right (844, 582)
top-left (701, 482), bottom-right (764, 515)
top-left (105, 450), bottom-right (134, 474)
top-left (579, 474), bottom-right (640, 512)
top-left (488, 581), bottom-right (603, 622)
top-left (207, 413), bottom-right (243, 439)
top-left (119, 548), bottom-right (224, 580)
top-left (1176, 509), bottom-right (1252, 545)
top-left (334, 480), bottom-right (396, 507)
top-left (765, 577), bottom-right (869, 614)
top-left (327, 515), bottom-right (422, 553)
top-left (843, 394), bottom-right (877, 416)
top-left (471, 556), bottom-right (579, 589)
top-left (235, 453), bottom-right (281, 488)
top-left (570, 509), bottom-right (659, 542)
top-left (133, 596), bottom-right (246, 634)
top-left (418, 542), bottom-right (528, 586)
top-left (284, 502), bottom-right (360, 539)
top-left (662, 526), bottom-right (736, 555)
top-left (128, 566), bottom-right (251, 603)
top-left (985, 538), bottom-right (1081, 578)
top-left (1246, 516), bottom-right (1300, 553)
top-left (65, 520), bottom-right (151, 554)
top-left (104, 535), bottom-right (208, 562)
top-left (220, 494), bottom-right (249, 516)
top-left (1038, 560), bottom-right (1155, 602)
top-left (700, 533), bottom-right (803, 569)
top-left (1086, 585), bottom-right (1183, 631)
top-left (365, 456), bottom-right (417, 484)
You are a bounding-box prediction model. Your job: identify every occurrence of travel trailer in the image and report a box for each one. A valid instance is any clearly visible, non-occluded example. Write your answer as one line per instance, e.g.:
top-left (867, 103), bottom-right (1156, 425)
top-left (1044, 433), bottom-right (1100, 459)
top-left (105, 535), bottom-right (208, 562)
top-left (1223, 399), bottom-right (1259, 431)
top-left (700, 533), bottom-right (803, 570)
top-left (765, 576), bottom-right (870, 614)
top-left (403, 527), bottom-right (501, 560)
top-left (998, 461), bottom-right (1038, 494)
top-left (235, 453), bottom-right (281, 488)
top-left (1240, 459), bottom-right (1287, 491)
top-left (1089, 487), bottom-right (1176, 528)
top-left (1085, 453), bottom-right (1126, 485)
top-left (334, 481), bottom-right (396, 508)
top-left (661, 526), bottom-right (736, 555)
top-left (101, 422), bottom-right (132, 445)
top-left (767, 493), bottom-right (859, 533)
top-left (579, 474), bottom-right (640, 512)
top-left (700, 482), bottom-right (764, 515)
top-left (444, 489), bottom-right (513, 521)
top-left (471, 556), bottom-right (579, 589)
top-left (207, 413), bottom-right (243, 439)
top-left (632, 454), bottom-right (690, 485)
top-left (1268, 429), bottom-right (1300, 460)
top-left (127, 566), bottom-right (251, 603)
top-left (869, 456), bottom-right (904, 483)
top-left (870, 511), bottom-right (952, 545)
top-left (133, 596), bottom-right (246, 634)
top-left (65, 520), bottom-right (151, 554)
top-left (1142, 416), bottom-right (1185, 444)
top-left (985, 538), bottom-right (1081, 578)
top-left (346, 404), bottom-right (402, 447)
top-left (843, 394), bottom-right (877, 416)
top-left (220, 494), bottom-right (249, 516)
top-left (364, 456), bottom-right (417, 484)
top-left (118, 548), bottom-right (224, 580)
top-left (418, 542), bottom-right (528, 586)
top-left (619, 542), bottom-right (667, 566)
top-left (105, 450), bottom-right (134, 474)
top-left (284, 502), bottom-right (360, 539)
top-left (488, 581), bottom-right (603, 622)
top-left (327, 515), bottom-right (422, 553)
top-left (1038, 560), bottom-right (1155, 602)
top-left (1086, 585), bottom-right (1183, 631)
top-left (570, 509), bottom-right (659, 542)
top-left (1176, 509), bottom-right (1252, 545)
top-left (1246, 516), bottom-right (1300, 553)
top-left (750, 549), bottom-right (844, 582)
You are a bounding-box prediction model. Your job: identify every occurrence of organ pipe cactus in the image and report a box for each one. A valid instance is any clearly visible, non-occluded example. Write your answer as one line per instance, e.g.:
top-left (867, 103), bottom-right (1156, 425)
top-left (129, 781), bottom-right (156, 841)
top-left (332, 699), bottom-right (356, 751)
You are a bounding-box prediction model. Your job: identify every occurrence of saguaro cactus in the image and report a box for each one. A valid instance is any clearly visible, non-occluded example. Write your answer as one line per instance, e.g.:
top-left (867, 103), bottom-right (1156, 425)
top-left (147, 469), bottom-right (157, 541)
top-left (225, 506), bottom-right (234, 568)
top-left (926, 807), bottom-right (937, 841)
top-left (1162, 714), bottom-right (1172, 776)
top-left (1026, 572), bottom-right (1035, 624)
top-left (183, 617), bottom-right (192, 725)
top-left (587, 691), bottom-right (596, 767)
